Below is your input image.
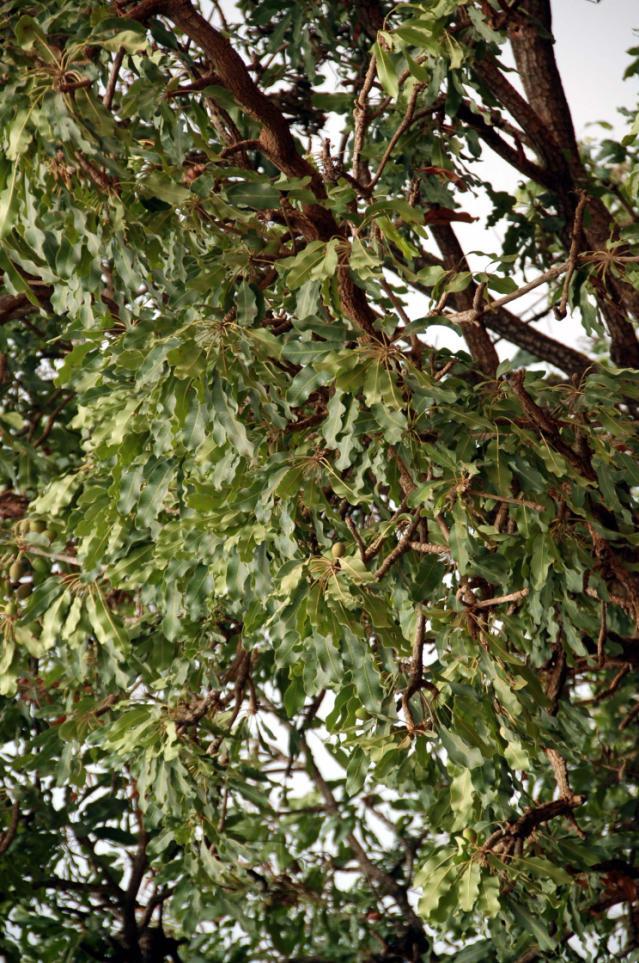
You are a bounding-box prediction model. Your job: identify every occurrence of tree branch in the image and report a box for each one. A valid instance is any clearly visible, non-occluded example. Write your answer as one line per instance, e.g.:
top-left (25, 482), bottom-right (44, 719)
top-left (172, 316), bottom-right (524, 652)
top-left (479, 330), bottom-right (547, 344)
top-left (402, 249), bottom-right (593, 376)
top-left (429, 223), bottom-right (499, 376)
top-left (0, 799), bottom-right (19, 855)
top-left (119, 0), bottom-right (381, 338)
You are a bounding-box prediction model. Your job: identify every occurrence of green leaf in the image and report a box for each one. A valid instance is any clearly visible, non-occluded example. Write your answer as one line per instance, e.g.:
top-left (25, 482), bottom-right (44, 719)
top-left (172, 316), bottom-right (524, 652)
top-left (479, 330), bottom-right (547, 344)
top-left (439, 726), bottom-right (484, 770)
top-left (6, 108), bottom-right (33, 161)
top-left (18, 577), bottom-right (66, 623)
top-left (530, 534), bottom-right (553, 589)
top-left (515, 856), bottom-right (572, 886)
top-left (278, 239), bottom-right (340, 289)
top-left (40, 591), bottom-right (71, 651)
top-left (211, 378), bottom-right (253, 457)
top-left (343, 627), bottom-right (383, 711)
top-left (416, 853), bottom-right (457, 919)
top-left (161, 581), bottom-right (181, 641)
top-left (141, 172), bottom-right (192, 206)
top-left (450, 768), bottom-right (474, 829)
top-left (296, 280), bottom-right (321, 319)
top-left (86, 589), bottom-right (130, 652)
top-left (92, 19), bottom-right (148, 52)
top-left (374, 35), bottom-right (399, 99)
top-left (458, 861), bottom-right (481, 912)
top-left (477, 874), bottom-right (501, 918)
top-left (445, 32), bottom-right (464, 69)
top-left (236, 281), bottom-right (258, 325)
top-left (510, 904), bottom-right (557, 952)
top-left (226, 180), bottom-right (281, 209)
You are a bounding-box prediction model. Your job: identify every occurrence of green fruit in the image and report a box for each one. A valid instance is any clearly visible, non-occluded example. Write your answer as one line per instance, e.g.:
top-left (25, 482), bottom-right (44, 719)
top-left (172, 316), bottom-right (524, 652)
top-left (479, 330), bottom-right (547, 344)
top-left (30, 556), bottom-right (49, 576)
top-left (9, 558), bottom-right (24, 582)
top-left (15, 582), bottom-right (32, 599)
top-left (462, 828), bottom-right (477, 843)
top-left (5, 600), bottom-right (17, 616)
top-left (331, 542), bottom-right (345, 559)
top-left (29, 519), bottom-right (47, 534)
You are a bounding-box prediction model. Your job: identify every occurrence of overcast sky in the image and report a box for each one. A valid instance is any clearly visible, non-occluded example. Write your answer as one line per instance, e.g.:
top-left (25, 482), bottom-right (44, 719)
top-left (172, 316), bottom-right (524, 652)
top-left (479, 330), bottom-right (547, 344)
top-left (553, 0), bottom-right (638, 136)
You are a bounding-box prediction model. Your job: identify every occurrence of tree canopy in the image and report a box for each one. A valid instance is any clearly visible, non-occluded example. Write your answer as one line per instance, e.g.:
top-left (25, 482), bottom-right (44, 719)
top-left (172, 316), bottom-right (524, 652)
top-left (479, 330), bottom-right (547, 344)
top-left (1, 0), bottom-right (639, 960)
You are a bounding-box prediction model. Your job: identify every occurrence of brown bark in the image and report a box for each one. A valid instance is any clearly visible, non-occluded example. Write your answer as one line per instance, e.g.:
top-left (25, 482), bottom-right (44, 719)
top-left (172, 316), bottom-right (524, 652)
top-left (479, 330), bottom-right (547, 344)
top-left (504, 0), bottom-right (639, 364)
top-left (429, 223), bottom-right (499, 376)
top-left (0, 491), bottom-right (28, 519)
top-left (411, 239), bottom-right (592, 376)
top-left (122, 0), bottom-right (381, 338)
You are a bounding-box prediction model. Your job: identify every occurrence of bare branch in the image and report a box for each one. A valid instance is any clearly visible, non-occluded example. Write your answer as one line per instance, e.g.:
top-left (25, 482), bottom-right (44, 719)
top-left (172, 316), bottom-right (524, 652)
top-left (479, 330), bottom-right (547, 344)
top-left (554, 189), bottom-right (587, 319)
top-left (373, 513), bottom-right (421, 580)
top-left (103, 47), bottom-right (125, 110)
top-left (473, 587), bottom-right (529, 609)
top-left (0, 799), bottom-right (19, 855)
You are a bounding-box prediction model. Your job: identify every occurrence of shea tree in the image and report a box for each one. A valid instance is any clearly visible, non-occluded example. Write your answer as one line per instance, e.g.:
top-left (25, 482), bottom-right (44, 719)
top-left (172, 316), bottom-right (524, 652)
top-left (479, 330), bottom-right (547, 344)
top-left (1, 1), bottom-right (639, 960)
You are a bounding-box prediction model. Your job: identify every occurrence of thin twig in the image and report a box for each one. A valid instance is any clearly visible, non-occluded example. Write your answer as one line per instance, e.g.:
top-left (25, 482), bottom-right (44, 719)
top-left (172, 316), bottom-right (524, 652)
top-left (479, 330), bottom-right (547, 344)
top-left (554, 190), bottom-right (587, 319)
top-left (597, 600), bottom-right (607, 667)
top-left (103, 47), bottom-right (125, 110)
top-left (301, 733), bottom-right (424, 931)
top-left (435, 513), bottom-right (450, 543)
top-left (352, 55), bottom-right (378, 183)
top-left (210, 0), bottom-right (229, 32)
top-left (220, 138), bottom-right (262, 158)
top-left (583, 664), bottom-right (630, 705)
top-left (401, 610), bottom-right (437, 734)
top-left (467, 489), bottom-right (545, 511)
top-left (509, 369), bottom-right (596, 481)
top-left (473, 588), bottom-right (529, 609)
top-left (35, 392), bottom-right (73, 447)
top-left (0, 799), bottom-right (19, 855)
top-left (445, 249), bottom-right (639, 326)
top-left (407, 541), bottom-right (451, 556)
top-left (59, 77), bottom-right (94, 93)
top-left (370, 82), bottom-right (425, 188)
top-left (585, 585), bottom-right (629, 609)
top-left (362, 497), bottom-right (409, 562)
top-left (433, 359), bottom-right (456, 381)
top-left (345, 515), bottom-right (367, 562)
top-left (165, 72), bottom-right (219, 97)
top-left (373, 513), bottom-right (421, 580)
top-left (545, 747), bottom-right (573, 799)
top-left (620, 701), bottom-right (639, 732)
top-left (25, 545), bottom-right (81, 567)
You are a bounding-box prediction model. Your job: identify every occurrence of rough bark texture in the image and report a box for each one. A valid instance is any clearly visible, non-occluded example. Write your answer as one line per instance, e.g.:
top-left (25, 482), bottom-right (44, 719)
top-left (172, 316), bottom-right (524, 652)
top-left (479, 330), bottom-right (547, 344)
top-left (505, 0), bottom-right (639, 364)
top-left (430, 223), bottom-right (499, 376)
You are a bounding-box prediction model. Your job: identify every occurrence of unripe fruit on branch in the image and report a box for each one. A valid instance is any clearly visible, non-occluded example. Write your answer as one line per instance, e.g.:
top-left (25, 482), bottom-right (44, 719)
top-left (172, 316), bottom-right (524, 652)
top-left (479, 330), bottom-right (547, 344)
top-left (30, 556), bottom-right (48, 576)
top-left (331, 542), bottom-right (345, 559)
top-left (9, 558), bottom-right (24, 583)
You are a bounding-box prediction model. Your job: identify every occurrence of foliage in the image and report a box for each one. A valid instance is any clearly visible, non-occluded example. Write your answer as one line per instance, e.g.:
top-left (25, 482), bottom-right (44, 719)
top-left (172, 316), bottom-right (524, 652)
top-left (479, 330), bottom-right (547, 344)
top-left (1, 0), bottom-right (639, 960)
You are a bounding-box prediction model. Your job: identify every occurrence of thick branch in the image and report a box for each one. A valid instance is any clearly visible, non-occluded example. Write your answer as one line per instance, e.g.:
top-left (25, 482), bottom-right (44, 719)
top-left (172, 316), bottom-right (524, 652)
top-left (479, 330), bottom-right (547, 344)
top-left (429, 223), bottom-right (499, 376)
top-left (404, 249), bottom-right (593, 376)
top-left (509, 369), bottom-right (596, 481)
top-left (121, 0), bottom-right (380, 337)
top-left (506, 2), bottom-right (579, 172)
top-left (504, 0), bottom-right (639, 361)
top-left (456, 100), bottom-right (554, 189)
